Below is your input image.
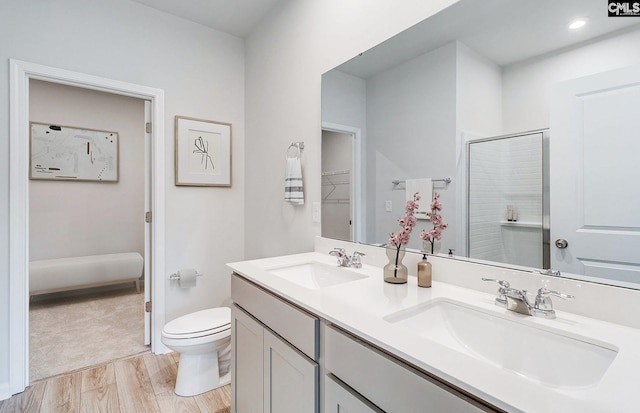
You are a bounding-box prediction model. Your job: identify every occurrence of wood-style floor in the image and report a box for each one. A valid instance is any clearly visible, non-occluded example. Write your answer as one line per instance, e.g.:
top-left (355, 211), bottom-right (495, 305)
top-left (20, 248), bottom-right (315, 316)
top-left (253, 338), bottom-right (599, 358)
top-left (0, 352), bottom-right (231, 413)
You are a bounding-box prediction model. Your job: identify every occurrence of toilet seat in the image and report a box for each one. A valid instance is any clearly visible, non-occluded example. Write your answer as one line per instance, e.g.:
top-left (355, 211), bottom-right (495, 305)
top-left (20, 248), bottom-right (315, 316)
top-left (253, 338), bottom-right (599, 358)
top-left (162, 307), bottom-right (230, 340)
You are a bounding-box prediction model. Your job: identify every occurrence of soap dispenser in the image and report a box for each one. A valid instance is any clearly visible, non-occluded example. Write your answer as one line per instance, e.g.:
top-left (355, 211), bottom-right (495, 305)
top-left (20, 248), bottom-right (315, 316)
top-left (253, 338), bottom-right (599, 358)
top-left (417, 253), bottom-right (432, 288)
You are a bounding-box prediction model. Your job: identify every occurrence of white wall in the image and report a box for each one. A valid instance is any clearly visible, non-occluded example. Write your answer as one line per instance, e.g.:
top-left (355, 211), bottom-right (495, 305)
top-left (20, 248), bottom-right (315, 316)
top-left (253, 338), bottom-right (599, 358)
top-left (321, 69), bottom-right (368, 239)
top-left (456, 42), bottom-right (502, 139)
top-left (367, 42), bottom-right (457, 251)
top-left (502, 28), bottom-right (640, 133)
top-left (244, 0), bottom-right (459, 259)
top-left (0, 0), bottom-right (244, 394)
top-left (29, 80), bottom-right (145, 261)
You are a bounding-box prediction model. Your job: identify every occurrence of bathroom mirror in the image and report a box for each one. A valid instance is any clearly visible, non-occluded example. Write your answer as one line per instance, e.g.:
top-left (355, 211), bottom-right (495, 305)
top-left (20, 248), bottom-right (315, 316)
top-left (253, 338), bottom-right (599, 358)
top-left (321, 0), bottom-right (640, 289)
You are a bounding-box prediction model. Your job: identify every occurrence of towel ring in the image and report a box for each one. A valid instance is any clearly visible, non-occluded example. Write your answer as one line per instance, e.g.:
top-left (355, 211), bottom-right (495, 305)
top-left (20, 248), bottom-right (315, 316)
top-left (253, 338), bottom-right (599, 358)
top-left (287, 141), bottom-right (304, 159)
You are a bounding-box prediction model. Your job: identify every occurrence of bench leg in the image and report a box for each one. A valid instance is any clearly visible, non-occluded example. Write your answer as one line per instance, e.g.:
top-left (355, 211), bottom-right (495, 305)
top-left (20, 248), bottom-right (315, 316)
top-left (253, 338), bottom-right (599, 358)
top-left (135, 279), bottom-right (141, 294)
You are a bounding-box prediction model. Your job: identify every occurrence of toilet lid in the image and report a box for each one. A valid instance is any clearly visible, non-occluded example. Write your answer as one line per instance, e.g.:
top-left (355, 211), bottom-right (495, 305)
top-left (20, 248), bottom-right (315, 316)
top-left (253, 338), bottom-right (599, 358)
top-left (163, 307), bottom-right (230, 338)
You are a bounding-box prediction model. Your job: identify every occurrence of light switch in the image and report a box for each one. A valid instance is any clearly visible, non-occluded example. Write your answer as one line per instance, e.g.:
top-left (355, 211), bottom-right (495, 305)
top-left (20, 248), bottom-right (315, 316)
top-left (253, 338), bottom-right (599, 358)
top-left (385, 200), bottom-right (392, 212)
top-left (312, 202), bottom-right (321, 223)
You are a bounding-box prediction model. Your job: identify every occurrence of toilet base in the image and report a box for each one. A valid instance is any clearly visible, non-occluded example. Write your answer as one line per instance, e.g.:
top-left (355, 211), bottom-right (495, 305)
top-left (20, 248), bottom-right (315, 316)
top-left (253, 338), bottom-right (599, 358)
top-left (174, 351), bottom-right (230, 397)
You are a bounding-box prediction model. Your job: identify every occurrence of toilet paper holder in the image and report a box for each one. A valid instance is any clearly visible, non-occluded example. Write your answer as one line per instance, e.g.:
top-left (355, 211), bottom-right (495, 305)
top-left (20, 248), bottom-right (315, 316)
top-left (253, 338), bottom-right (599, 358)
top-left (169, 271), bottom-right (204, 280)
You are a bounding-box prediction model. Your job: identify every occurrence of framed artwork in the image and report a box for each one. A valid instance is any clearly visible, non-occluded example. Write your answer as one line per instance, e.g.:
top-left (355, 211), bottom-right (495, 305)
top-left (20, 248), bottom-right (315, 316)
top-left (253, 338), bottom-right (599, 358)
top-left (175, 116), bottom-right (232, 187)
top-left (30, 122), bottom-right (119, 182)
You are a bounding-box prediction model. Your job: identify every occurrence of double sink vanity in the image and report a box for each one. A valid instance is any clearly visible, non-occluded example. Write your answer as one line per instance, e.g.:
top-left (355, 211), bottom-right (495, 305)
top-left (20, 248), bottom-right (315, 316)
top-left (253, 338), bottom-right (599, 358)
top-left (227, 237), bottom-right (640, 412)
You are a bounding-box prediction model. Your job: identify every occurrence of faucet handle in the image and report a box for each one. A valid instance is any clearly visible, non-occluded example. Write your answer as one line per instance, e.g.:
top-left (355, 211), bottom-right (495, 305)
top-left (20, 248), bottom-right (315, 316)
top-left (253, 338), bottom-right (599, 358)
top-left (330, 248), bottom-right (346, 256)
top-left (481, 278), bottom-right (510, 288)
top-left (482, 278), bottom-right (510, 307)
top-left (536, 287), bottom-right (575, 301)
top-left (533, 287), bottom-right (575, 318)
top-left (349, 251), bottom-right (365, 268)
top-left (538, 269), bottom-right (561, 276)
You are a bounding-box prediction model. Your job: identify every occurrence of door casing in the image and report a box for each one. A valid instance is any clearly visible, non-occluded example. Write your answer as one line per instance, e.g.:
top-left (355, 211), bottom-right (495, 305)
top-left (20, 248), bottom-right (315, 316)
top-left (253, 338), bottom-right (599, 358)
top-left (8, 59), bottom-right (168, 396)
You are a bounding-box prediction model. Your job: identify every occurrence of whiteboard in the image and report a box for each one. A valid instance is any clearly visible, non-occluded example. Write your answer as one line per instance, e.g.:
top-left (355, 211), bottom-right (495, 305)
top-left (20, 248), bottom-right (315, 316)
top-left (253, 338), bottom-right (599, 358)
top-left (30, 122), bottom-right (119, 182)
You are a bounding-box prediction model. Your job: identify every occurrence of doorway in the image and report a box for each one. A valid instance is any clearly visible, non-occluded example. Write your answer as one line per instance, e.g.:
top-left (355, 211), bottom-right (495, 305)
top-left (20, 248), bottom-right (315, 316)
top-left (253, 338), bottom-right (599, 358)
top-left (322, 130), bottom-right (353, 241)
top-left (9, 60), bottom-right (167, 396)
top-left (321, 122), bottom-right (363, 243)
top-left (28, 80), bottom-right (150, 381)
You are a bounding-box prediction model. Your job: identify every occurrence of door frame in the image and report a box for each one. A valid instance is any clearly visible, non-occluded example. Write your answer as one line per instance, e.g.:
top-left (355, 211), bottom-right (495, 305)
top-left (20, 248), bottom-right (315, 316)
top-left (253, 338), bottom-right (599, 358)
top-left (321, 122), bottom-right (364, 242)
top-left (8, 59), bottom-right (167, 395)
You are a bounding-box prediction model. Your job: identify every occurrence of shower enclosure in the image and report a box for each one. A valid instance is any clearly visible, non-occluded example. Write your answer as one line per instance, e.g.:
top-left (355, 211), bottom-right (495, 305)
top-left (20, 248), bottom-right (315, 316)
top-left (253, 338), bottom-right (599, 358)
top-left (467, 130), bottom-right (550, 269)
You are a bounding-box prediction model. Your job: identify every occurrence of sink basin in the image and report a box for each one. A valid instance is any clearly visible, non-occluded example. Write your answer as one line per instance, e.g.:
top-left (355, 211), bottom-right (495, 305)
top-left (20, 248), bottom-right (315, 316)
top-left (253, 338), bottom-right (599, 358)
top-left (384, 299), bottom-right (617, 388)
top-left (266, 262), bottom-right (367, 290)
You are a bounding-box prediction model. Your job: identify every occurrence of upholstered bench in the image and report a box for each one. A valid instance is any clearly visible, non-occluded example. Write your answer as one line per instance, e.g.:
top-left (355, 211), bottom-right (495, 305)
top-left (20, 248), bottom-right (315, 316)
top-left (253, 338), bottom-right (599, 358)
top-left (29, 252), bottom-right (143, 297)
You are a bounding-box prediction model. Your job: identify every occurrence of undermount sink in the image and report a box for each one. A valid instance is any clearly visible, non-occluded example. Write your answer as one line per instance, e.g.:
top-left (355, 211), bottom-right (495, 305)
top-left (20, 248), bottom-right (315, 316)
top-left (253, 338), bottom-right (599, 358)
top-left (384, 299), bottom-right (618, 388)
top-left (266, 261), bottom-right (368, 290)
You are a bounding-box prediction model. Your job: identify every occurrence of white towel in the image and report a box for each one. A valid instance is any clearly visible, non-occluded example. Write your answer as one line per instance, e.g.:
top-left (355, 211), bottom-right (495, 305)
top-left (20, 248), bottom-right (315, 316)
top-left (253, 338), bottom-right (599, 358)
top-left (406, 178), bottom-right (432, 219)
top-left (285, 157), bottom-right (304, 205)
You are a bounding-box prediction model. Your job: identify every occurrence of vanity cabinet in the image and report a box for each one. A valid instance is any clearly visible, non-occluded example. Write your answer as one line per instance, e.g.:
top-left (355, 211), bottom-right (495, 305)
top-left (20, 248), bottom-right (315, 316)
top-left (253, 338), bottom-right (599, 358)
top-left (231, 275), bottom-right (319, 413)
top-left (231, 273), bottom-right (497, 413)
top-left (324, 325), bottom-right (495, 413)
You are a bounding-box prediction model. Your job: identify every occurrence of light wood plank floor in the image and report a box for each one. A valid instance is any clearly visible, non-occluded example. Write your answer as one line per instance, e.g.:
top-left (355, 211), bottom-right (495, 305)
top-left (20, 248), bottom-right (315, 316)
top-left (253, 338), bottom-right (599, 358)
top-left (0, 353), bottom-right (231, 413)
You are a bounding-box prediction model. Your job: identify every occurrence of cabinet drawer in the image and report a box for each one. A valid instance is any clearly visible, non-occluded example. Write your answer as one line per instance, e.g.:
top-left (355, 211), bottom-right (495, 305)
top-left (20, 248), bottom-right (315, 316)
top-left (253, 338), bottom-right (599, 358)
top-left (232, 273), bottom-right (319, 360)
top-left (324, 374), bottom-right (383, 413)
top-left (325, 325), bottom-right (496, 413)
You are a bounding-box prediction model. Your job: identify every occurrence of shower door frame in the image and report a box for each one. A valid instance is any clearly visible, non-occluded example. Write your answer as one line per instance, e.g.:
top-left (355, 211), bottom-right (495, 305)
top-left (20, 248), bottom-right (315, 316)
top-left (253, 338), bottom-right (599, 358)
top-left (466, 129), bottom-right (550, 269)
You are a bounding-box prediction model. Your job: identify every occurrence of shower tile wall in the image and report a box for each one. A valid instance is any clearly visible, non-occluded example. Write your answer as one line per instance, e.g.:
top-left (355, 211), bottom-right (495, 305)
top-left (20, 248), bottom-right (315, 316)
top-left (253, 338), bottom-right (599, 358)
top-left (469, 134), bottom-right (543, 268)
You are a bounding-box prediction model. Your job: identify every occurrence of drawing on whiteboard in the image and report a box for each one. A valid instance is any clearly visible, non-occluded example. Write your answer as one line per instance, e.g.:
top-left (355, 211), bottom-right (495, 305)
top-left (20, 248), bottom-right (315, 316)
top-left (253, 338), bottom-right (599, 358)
top-left (30, 122), bottom-right (119, 182)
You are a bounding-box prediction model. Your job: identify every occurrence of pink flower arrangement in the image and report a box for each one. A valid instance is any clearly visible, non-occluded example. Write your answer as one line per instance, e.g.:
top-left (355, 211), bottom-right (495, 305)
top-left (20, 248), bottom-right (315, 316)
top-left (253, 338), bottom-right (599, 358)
top-left (420, 193), bottom-right (448, 254)
top-left (388, 192), bottom-right (420, 277)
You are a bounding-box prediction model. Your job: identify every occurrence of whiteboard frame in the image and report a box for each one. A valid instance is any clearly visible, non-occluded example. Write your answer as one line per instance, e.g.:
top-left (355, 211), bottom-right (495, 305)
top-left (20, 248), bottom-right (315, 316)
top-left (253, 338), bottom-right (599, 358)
top-left (30, 121), bottom-right (120, 182)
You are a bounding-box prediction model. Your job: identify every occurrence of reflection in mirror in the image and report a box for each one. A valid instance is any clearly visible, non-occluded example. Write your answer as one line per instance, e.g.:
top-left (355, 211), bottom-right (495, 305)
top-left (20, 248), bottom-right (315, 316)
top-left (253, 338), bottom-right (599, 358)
top-left (321, 0), bottom-right (640, 289)
top-left (468, 131), bottom-right (548, 270)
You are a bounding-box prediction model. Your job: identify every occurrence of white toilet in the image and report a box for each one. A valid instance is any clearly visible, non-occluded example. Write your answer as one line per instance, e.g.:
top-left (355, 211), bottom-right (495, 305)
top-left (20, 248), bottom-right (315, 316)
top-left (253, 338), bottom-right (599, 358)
top-left (161, 307), bottom-right (231, 396)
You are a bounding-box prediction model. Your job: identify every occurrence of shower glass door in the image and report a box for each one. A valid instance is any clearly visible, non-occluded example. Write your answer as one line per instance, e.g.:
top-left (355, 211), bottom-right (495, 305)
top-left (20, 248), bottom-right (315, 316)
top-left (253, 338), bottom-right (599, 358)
top-left (467, 131), bottom-right (549, 269)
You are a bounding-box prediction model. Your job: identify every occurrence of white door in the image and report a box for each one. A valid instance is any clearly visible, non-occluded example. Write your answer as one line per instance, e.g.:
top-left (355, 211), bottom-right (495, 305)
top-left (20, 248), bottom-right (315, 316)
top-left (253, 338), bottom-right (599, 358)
top-left (144, 101), bottom-right (152, 345)
top-left (550, 65), bottom-right (640, 287)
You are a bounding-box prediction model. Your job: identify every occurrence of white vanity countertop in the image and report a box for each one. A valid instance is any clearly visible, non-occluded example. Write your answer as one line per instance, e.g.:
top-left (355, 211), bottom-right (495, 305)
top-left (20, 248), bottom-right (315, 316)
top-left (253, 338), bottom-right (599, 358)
top-left (227, 251), bottom-right (640, 413)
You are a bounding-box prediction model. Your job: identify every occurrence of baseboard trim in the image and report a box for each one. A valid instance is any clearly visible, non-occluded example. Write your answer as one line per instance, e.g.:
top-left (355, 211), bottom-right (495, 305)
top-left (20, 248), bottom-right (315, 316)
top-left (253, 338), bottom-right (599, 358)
top-left (0, 382), bottom-right (11, 401)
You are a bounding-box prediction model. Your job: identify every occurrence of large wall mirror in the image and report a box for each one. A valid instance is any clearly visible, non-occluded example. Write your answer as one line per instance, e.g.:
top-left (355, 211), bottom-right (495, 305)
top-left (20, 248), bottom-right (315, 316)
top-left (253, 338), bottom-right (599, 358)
top-left (321, 0), bottom-right (640, 289)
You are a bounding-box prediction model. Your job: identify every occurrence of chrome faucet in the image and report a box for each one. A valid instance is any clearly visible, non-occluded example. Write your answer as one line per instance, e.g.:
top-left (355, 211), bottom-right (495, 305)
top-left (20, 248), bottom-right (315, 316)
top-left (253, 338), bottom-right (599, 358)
top-left (482, 278), bottom-right (574, 319)
top-left (329, 248), bottom-right (366, 268)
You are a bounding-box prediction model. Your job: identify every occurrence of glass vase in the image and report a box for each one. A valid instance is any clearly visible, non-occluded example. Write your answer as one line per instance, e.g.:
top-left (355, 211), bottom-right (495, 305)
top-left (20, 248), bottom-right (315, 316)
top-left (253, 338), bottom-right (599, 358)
top-left (384, 247), bottom-right (408, 284)
top-left (423, 239), bottom-right (441, 255)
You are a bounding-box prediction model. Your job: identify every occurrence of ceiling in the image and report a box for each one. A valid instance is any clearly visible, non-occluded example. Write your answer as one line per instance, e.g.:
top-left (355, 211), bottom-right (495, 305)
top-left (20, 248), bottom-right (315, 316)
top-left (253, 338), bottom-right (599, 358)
top-left (131, 0), bottom-right (284, 38)
top-left (336, 0), bottom-right (640, 78)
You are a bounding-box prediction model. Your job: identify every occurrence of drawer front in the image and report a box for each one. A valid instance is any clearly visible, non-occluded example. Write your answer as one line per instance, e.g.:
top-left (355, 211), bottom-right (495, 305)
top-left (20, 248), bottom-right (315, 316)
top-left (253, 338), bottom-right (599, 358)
top-left (325, 325), bottom-right (496, 413)
top-left (232, 273), bottom-right (319, 360)
top-left (324, 374), bottom-right (383, 413)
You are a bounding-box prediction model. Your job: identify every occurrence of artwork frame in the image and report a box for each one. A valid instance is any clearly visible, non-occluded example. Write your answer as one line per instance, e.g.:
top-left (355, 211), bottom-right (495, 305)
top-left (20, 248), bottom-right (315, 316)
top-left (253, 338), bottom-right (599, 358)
top-left (30, 122), bottom-right (119, 182)
top-left (175, 116), bottom-right (232, 187)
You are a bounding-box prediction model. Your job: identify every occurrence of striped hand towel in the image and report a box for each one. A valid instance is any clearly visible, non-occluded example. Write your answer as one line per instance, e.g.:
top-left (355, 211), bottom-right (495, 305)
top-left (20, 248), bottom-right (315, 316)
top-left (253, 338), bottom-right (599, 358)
top-left (285, 157), bottom-right (304, 205)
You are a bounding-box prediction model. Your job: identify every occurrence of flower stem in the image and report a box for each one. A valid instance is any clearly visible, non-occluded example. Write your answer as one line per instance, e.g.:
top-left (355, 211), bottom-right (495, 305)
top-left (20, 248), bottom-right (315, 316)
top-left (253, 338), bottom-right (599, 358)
top-left (394, 245), bottom-right (400, 277)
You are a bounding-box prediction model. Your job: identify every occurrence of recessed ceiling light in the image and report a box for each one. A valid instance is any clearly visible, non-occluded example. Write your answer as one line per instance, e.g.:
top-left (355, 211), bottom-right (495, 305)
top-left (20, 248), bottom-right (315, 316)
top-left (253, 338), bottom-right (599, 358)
top-left (568, 19), bottom-right (587, 30)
